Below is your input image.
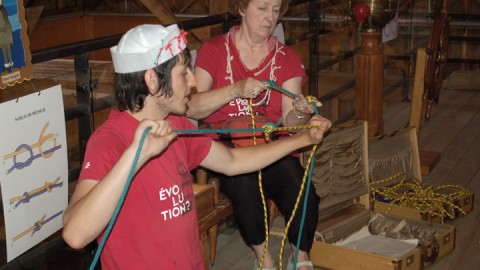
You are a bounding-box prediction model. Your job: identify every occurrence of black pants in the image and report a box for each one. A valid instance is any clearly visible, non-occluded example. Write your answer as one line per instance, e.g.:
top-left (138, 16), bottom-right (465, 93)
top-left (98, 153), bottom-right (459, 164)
top-left (211, 155), bottom-right (320, 252)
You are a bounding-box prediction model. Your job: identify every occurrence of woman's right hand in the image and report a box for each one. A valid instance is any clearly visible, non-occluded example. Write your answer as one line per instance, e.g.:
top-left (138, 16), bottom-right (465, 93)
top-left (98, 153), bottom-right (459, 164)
top-left (133, 119), bottom-right (177, 163)
top-left (235, 78), bottom-right (266, 99)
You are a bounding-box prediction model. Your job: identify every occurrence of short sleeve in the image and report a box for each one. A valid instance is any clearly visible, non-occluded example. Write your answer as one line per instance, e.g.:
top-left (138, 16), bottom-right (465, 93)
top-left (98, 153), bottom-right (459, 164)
top-left (194, 37), bottom-right (223, 77)
top-left (79, 131), bottom-right (127, 182)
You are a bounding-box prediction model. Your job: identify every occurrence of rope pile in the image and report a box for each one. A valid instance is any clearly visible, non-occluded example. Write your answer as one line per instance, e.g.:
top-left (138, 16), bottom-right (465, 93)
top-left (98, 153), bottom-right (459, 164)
top-left (370, 173), bottom-right (471, 223)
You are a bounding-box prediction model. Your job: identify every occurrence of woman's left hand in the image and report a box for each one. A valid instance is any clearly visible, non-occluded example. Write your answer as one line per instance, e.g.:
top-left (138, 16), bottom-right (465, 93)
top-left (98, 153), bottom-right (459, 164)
top-left (292, 95), bottom-right (322, 116)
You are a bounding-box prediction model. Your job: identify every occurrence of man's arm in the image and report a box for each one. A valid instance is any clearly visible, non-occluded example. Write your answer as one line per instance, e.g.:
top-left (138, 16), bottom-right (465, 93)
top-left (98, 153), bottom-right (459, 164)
top-left (62, 120), bottom-right (176, 249)
top-left (200, 115), bottom-right (331, 175)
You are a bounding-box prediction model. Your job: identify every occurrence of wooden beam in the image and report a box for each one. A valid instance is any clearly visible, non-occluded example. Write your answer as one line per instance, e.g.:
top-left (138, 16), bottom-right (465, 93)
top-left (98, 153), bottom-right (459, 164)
top-left (25, 6), bottom-right (45, 36)
top-left (132, 0), bottom-right (149, 12)
top-left (209, 0), bottom-right (228, 14)
top-left (179, 0), bottom-right (207, 13)
top-left (207, 0), bottom-right (229, 37)
top-left (166, 0), bottom-right (177, 13)
top-left (139, 0), bottom-right (177, 25)
top-left (102, 0), bottom-right (117, 11)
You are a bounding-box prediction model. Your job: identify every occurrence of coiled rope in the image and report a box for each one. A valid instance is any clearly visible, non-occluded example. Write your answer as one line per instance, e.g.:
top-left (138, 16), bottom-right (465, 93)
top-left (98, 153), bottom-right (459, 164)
top-left (369, 172), bottom-right (470, 223)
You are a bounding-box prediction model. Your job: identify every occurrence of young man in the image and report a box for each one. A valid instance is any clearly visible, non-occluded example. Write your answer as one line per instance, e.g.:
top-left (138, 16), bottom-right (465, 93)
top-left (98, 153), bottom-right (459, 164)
top-left (62, 24), bottom-right (331, 270)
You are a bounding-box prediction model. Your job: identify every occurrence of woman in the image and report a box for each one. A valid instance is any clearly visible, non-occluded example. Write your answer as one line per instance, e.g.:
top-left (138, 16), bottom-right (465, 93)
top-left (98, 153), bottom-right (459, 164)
top-left (187, 1), bottom-right (321, 269)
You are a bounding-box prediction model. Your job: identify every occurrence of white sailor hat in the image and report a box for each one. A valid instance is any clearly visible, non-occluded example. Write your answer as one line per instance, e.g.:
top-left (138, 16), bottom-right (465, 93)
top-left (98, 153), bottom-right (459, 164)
top-left (110, 24), bottom-right (188, 74)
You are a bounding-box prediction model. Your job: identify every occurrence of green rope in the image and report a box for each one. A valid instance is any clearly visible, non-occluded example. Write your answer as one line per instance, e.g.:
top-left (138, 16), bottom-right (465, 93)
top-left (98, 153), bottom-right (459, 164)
top-left (175, 128), bottom-right (264, 133)
top-left (174, 118), bottom-right (282, 135)
top-left (89, 126), bottom-right (152, 270)
top-left (265, 80), bottom-right (299, 99)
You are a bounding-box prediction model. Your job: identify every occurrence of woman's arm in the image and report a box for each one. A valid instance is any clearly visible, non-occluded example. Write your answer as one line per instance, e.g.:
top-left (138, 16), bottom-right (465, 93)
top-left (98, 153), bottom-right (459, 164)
top-left (186, 67), bottom-right (266, 120)
top-left (281, 77), bottom-right (321, 128)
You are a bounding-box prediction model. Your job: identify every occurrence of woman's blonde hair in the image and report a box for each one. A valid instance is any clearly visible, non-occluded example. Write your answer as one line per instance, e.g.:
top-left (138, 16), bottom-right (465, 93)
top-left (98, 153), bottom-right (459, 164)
top-left (230, 0), bottom-right (290, 17)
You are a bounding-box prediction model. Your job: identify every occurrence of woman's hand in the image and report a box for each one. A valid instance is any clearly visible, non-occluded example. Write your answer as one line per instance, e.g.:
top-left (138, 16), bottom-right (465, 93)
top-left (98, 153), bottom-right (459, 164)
top-left (292, 95), bottom-right (322, 118)
top-left (234, 78), bottom-right (266, 99)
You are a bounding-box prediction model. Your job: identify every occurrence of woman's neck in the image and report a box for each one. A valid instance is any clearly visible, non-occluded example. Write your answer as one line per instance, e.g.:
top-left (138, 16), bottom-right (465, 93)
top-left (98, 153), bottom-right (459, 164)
top-left (235, 27), bottom-right (270, 69)
top-left (236, 26), bottom-right (268, 51)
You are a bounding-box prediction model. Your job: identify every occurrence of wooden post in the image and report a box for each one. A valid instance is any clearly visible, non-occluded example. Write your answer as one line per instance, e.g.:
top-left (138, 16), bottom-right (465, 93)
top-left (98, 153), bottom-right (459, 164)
top-left (355, 31), bottom-right (384, 138)
top-left (409, 48), bottom-right (427, 136)
top-left (409, 48), bottom-right (441, 175)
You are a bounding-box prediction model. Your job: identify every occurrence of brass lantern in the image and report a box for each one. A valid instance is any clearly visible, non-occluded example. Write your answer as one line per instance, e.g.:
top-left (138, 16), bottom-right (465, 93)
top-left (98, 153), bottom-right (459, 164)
top-left (350, 0), bottom-right (398, 32)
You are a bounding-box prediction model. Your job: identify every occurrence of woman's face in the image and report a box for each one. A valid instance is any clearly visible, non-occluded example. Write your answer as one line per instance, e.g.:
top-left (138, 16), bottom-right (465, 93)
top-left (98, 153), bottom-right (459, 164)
top-left (241, 0), bottom-right (282, 40)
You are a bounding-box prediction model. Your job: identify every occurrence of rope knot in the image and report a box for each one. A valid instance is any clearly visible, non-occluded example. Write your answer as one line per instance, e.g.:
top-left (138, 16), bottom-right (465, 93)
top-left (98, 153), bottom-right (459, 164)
top-left (262, 123), bottom-right (276, 141)
top-left (45, 182), bottom-right (53, 192)
top-left (306, 95), bottom-right (318, 105)
top-left (33, 220), bottom-right (43, 233)
top-left (22, 192), bottom-right (30, 203)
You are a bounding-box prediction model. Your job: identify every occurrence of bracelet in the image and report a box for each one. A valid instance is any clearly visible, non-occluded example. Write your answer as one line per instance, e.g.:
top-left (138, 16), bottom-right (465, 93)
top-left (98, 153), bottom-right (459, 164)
top-left (293, 108), bottom-right (310, 119)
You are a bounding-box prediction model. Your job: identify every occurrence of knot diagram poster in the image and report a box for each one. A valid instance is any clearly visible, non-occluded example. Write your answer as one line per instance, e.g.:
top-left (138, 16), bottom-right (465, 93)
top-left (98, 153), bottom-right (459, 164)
top-left (0, 85), bottom-right (68, 262)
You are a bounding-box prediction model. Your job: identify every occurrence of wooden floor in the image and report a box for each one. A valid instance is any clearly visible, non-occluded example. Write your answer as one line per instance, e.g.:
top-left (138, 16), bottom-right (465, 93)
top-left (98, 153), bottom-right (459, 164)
top-left (210, 85), bottom-right (480, 270)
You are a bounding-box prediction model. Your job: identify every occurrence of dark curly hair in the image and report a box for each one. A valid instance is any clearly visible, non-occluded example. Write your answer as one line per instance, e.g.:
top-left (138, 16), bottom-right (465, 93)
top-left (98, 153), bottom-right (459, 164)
top-left (230, 0), bottom-right (290, 17)
top-left (114, 48), bottom-right (192, 112)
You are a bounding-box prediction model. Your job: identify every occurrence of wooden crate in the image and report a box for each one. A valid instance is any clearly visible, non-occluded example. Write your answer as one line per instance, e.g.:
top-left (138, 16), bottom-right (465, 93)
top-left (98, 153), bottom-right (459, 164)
top-left (368, 127), bottom-right (474, 223)
top-left (193, 183), bottom-right (215, 221)
top-left (308, 121), bottom-right (455, 269)
top-left (193, 183), bottom-right (215, 269)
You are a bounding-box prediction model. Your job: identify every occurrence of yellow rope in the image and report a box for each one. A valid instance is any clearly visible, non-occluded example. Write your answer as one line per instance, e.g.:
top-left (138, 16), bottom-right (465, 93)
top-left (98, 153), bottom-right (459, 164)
top-left (370, 173), bottom-right (470, 223)
top-left (278, 144), bottom-right (318, 270)
top-left (249, 98), bottom-right (270, 270)
top-left (251, 96), bottom-right (319, 269)
top-left (9, 177), bottom-right (61, 204)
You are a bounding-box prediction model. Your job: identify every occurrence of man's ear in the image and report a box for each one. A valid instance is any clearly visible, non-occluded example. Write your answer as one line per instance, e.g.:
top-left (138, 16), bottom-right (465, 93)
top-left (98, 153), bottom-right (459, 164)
top-left (144, 69), bottom-right (157, 93)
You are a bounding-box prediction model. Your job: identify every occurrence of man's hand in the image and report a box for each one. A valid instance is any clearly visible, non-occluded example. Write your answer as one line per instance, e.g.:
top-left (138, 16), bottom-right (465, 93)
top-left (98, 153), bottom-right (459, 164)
top-left (306, 115), bottom-right (332, 145)
top-left (133, 119), bottom-right (177, 163)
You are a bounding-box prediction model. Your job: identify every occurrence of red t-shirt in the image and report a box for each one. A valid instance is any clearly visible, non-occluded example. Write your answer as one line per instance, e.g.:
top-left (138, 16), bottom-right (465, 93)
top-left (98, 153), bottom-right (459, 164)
top-left (195, 26), bottom-right (307, 128)
top-left (79, 110), bottom-right (211, 270)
